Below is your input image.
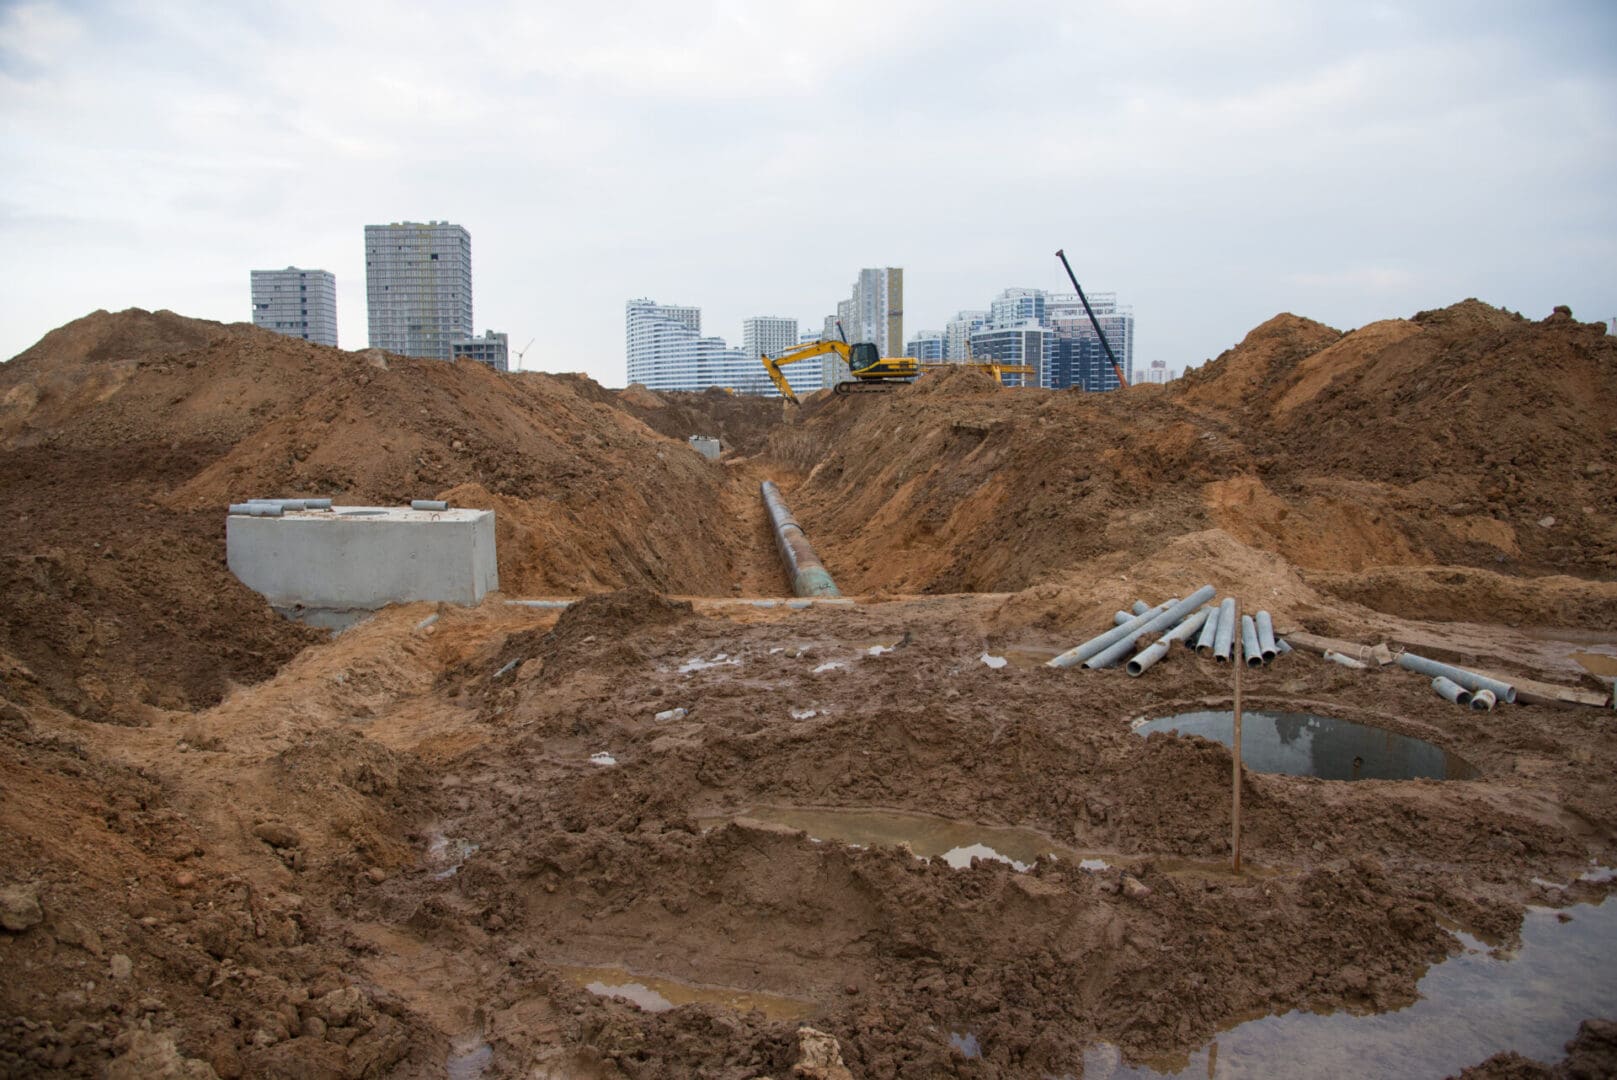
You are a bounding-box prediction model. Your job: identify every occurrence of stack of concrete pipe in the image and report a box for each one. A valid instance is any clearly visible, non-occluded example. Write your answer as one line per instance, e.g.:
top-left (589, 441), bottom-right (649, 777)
top-left (1051, 587), bottom-right (1295, 676)
top-left (1400, 652), bottom-right (1514, 711)
top-left (228, 497), bottom-right (335, 516)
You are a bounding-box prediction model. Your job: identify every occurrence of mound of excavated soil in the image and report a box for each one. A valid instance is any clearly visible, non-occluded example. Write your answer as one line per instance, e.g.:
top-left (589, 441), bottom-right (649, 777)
top-left (0, 310), bottom-right (751, 719)
top-left (2, 298), bottom-right (1615, 1078)
top-left (767, 300), bottom-right (1616, 599)
top-left (615, 385), bottom-right (784, 456)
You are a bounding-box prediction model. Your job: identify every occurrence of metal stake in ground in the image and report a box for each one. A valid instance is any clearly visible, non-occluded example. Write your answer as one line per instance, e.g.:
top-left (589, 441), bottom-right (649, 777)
top-left (1231, 599), bottom-right (1244, 874)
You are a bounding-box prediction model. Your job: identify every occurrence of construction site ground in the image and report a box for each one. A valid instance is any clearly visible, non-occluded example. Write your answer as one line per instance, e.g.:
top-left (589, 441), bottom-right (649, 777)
top-left (1, 303), bottom-right (1615, 1078)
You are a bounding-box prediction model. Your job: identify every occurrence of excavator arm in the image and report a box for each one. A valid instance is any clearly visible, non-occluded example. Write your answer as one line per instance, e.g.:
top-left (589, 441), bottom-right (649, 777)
top-left (760, 339), bottom-right (850, 405)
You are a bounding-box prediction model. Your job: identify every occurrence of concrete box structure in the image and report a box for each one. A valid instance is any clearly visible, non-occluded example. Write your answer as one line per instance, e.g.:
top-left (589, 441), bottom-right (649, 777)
top-left (688, 435), bottom-right (721, 461)
top-left (227, 505), bottom-right (498, 625)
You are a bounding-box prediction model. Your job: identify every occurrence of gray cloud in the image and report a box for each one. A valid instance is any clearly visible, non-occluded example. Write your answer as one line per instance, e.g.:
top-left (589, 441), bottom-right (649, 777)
top-left (3, 0), bottom-right (1613, 376)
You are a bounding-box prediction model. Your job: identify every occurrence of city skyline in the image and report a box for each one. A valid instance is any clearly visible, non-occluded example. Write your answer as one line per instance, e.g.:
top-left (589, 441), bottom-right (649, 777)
top-left (3, 3), bottom-right (1613, 384)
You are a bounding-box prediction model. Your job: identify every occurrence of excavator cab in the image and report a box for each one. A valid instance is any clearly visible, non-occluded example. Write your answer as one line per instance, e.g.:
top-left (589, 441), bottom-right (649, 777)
top-left (846, 342), bottom-right (880, 374)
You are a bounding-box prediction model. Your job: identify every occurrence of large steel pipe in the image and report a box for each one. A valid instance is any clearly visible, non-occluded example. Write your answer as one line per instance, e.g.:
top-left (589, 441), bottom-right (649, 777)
top-left (1396, 652), bottom-right (1517, 705)
top-left (1080, 585), bottom-right (1218, 671)
top-left (760, 481), bottom-right (841, 598)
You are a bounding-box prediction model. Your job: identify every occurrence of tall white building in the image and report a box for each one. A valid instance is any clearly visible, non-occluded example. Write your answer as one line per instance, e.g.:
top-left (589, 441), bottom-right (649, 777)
top-left (818, 268), bottom-right (902, 389)
top-left (625, 299), bottom-right (762, 394)
top-left (250, 267), bottom-right (337, 346)
top-left (743, 316), bottom-right (821, 395)
top-left (364, 221), bottom-right (472, 360)
top-left (945, 309), bottom-right (989, 360)
top-left (849, 268), bottom-right (903, 356)
top-left (990, 288), bottom-right (1047, 329)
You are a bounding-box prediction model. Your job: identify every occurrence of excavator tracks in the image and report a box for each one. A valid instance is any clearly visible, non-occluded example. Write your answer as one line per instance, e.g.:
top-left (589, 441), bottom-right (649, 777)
top-left (833, 380), bottom-right (909, 397)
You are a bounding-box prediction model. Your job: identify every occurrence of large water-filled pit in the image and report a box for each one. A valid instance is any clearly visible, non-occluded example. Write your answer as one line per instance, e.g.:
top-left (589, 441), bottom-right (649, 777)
top-left (1134, 709), bottom-right (1479, 781)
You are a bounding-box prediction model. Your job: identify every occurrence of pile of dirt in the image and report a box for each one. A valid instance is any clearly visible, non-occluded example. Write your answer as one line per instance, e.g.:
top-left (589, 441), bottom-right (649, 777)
top-left (615, 385), bottom-right (784, 456)
top-left (0, 310), bottom-right (754, 720)
top-left (763, 299), bottom-right (1616, 600)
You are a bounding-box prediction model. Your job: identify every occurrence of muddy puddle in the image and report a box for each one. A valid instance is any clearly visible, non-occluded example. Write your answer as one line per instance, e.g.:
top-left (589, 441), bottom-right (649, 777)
top-left (1135, 711), bottom-right (1478, 781)
top-left (702, 805), bottom-right (1109, 872)
top-left (1085, 898), bottom-right (1617, 1078)
top-left (446, 1030), bottom-right (493, 1079)
top-left (557, 965), bottom-right (813, 1021)
top-left (1572, 649), bottom-right (1617, 678)
top-left (982, 645), bottom-right (1062, 669)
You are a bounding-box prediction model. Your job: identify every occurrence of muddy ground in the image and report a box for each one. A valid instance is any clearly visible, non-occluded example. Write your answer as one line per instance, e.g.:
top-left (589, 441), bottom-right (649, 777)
top-left (1, 304), bottom-right (1615, 1077)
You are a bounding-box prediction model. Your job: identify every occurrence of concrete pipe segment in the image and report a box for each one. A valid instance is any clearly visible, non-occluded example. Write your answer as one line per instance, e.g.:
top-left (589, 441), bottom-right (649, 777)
top-left (1240, 615), bottom-right (1263, 668)
top-left (1396, 652), bottom-right (1518, 705)
top-left (1127, 607), bottom-right (1213, 677)
top-left (1085, 589), bottom-right (1215, 669)
top-left (1432, 676), bottom-right (1473, 707)
top-left (1212, 598), bottom-right (1237, 662)
top-left (760, 481), bottom-right (841, 599)
top-left (1255, 611), bottom-right (1278, 662)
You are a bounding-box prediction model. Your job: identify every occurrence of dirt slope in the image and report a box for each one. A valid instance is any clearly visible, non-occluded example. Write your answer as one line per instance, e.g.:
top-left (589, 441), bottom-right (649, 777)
top-left (0, 310), bottom-right (751, 720)
top-left (764, 301), bottom-right (1616, 605)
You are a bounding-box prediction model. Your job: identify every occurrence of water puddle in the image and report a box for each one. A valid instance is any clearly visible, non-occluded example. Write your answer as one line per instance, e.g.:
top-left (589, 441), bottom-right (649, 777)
top-left (446, 1030), bottom-right (492, 1079)
top-left (708, 805), bottom-right (1099, 873)
top-left (949, 1031), bottom-right (982, 1058)
top-left (1134, 711), bottom-right (1478, 781)
top-left (994, 645), bottom-right (1062, 669)
top-left (678, 653), bottom-right (740, 674)
top-left (1571, 650), bottom-right (1617, 678)
top-left (425, 832), bottom-right (479, 879)
top-left (1085, 899), bottom-right (1617, 1078)
top-left (559, 965), bottom-right (813, 1021)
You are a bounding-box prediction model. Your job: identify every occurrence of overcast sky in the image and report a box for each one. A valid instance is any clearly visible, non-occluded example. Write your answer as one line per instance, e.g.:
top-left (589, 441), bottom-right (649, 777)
top-left (3, 1), bottom-right (1613, 382)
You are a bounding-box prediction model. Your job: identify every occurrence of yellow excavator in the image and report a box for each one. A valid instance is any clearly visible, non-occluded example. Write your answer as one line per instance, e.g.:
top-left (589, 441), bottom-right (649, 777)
top-left (760, 330), bottom-right (918, 404)
top-left (760, 322), bottom-right (1036, 404)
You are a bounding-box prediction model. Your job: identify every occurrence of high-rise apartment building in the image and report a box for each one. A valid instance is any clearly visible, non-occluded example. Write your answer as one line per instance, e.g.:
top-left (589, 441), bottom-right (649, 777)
top-left (1138, 359), bottom-right (1170, 384)
top-left (364, 221), bottom-right (473, 359)
top-left (250, 267), bottom-right (337, 346)
top-left (970, 324), bottom-right (1050, 387)
top-left (742, 316), bottom-right (798, 363)
top-left (819, 268), bottom-right (902, 388)
top-left (625, 299), bottom-right (761, 393)
top-left (453, 330), bottom-right (510, 373)
top-left (1046, 292), bottom-right (1133, 392)
top-left (945, 310), bottom-right (988, 361)
top-left (849, 268), bottom-right (903, 356)
top-left (905, 331), bottom-right (945, 361)
top-left (990, 288), bottom-right (1047, 329)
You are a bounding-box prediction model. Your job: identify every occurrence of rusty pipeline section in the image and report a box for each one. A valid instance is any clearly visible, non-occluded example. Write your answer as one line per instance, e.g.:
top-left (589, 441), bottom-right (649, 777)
top-left (760, 480), bottom-right (841, 598)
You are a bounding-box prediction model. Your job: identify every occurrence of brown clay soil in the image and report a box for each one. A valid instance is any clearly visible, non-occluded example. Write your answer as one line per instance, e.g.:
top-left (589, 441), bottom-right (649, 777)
top-left (0, 302), bottom-right (1615, 1077)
